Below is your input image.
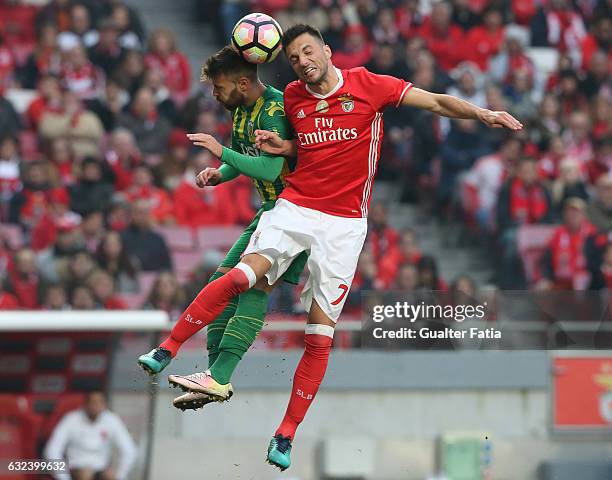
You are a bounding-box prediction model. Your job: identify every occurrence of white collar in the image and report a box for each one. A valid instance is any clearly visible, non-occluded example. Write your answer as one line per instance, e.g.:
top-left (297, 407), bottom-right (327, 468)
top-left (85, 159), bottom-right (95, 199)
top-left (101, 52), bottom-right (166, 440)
top-left (305, 67), bottom-right (344, 99)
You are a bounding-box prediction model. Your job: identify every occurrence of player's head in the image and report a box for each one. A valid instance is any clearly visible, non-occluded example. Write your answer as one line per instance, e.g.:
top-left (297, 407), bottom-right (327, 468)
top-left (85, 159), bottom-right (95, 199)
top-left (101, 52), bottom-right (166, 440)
top-left (282, 24), bottom-right (332, 86)
top-left (83, 390), bottom-right (108, 420)
top-left (201, 45), bottom-right (258, 110)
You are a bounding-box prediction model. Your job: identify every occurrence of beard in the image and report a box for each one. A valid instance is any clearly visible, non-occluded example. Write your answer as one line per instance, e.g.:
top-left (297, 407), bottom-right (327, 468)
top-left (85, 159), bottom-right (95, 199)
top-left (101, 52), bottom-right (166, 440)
top-left (220, 87), bottom-right (243, 110)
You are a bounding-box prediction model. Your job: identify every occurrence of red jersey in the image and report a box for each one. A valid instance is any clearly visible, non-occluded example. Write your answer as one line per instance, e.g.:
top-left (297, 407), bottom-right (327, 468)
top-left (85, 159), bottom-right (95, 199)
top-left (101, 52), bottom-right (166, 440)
top-left (281, 67), bottom-right (412, 218)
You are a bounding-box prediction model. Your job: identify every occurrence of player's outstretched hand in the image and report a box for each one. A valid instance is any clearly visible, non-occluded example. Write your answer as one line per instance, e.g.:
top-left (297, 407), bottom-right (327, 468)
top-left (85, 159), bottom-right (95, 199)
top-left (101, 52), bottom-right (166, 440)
top-left (254, 129), bottom-right (297, 157)
top-left (187, 133), bottom-right (223, 158)
top-left (196, 167), bottom-right (222, 187)
top-left (476, 109), bottom-right (523, 130)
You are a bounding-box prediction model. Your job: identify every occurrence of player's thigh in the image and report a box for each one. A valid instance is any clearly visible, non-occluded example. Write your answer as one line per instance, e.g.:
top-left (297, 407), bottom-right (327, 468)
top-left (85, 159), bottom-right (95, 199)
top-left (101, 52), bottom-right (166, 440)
top-left (71, 469), bottom-right (95, 480)
top-left (308, 298), bottom-right (336, 327)
top-left (218, 208), bottom-right (265, 270)
top-left (279, 250), bottom-right (308, 285)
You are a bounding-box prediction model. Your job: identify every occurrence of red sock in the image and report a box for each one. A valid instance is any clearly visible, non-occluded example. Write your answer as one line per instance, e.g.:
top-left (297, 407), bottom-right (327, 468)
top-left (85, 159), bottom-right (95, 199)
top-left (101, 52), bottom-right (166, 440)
top-left (160, 267), bottom-right (253, 357)
top-left (275, 331), bottom-right (333, 440)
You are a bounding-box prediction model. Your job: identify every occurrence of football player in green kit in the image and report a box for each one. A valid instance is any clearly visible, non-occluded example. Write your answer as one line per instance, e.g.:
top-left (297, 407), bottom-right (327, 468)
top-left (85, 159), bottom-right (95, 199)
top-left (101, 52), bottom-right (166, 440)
top-left (137, 45), bottom-right (306, 410)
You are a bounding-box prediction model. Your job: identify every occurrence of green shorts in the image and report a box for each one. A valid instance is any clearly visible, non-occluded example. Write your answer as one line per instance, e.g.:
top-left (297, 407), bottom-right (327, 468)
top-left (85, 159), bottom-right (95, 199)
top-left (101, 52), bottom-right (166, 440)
top-left (218, 201), bottom-right (308, 285)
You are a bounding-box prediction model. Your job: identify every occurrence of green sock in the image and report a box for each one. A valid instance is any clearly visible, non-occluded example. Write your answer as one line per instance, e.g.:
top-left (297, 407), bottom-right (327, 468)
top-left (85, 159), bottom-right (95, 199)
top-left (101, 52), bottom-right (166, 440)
top-left (210, 288), bottom-right (269, 384)
top-left (206, 271), bottom-right (238, 367)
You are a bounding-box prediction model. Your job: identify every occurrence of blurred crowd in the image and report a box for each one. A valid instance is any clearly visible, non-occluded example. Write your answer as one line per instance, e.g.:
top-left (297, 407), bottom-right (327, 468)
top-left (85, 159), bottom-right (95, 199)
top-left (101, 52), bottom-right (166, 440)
top-left (0, 0), bottom-right (611, 317)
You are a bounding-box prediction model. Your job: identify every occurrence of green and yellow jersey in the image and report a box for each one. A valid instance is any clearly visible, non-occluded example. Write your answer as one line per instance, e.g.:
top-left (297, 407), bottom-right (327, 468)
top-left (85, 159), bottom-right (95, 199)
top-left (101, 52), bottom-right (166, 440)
top-left (230, 85), bottom-right (295, 204)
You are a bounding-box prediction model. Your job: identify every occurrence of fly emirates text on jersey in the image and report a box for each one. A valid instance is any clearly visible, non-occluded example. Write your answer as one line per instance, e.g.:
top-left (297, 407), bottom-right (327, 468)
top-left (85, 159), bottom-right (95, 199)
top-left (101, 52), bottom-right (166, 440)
top-left (297, 118), bottom-right (358, 146)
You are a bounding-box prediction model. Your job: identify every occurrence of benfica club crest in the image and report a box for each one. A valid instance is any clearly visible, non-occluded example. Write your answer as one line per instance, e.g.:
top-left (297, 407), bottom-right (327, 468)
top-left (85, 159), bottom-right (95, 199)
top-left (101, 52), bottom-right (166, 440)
top-left (339, 93), bottom-right (354, 113)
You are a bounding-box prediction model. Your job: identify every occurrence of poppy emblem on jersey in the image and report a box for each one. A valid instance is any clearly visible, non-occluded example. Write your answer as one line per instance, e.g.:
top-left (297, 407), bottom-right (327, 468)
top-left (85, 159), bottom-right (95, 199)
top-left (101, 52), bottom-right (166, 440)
top-left (315, 100), bottom-right (329, 114)
top-left (339, 93), bottom-right (354, 113)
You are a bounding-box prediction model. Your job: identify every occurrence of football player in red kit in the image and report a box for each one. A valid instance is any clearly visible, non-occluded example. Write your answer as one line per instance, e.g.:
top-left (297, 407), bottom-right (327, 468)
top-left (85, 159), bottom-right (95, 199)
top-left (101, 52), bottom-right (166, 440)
top-left (171, 23), bottom-right (522, 471)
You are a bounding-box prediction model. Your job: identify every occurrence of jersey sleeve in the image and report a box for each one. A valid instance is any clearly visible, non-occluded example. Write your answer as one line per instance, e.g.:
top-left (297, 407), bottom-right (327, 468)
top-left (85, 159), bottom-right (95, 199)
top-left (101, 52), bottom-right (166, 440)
top-left (359, 68), bottom-right (413, 111)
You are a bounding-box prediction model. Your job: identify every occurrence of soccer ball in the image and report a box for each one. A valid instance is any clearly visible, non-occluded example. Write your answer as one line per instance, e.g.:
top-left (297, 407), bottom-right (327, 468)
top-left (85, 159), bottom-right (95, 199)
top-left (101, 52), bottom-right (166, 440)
top-left (231, 13), bottom-right (283, 64)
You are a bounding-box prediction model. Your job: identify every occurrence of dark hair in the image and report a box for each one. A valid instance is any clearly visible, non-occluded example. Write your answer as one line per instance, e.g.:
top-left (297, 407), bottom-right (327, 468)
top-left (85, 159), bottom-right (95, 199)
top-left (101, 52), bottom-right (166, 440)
top-left (282, 24), bottom-right (324, 51)
top-left (201, 45), bottom-right (257, 82)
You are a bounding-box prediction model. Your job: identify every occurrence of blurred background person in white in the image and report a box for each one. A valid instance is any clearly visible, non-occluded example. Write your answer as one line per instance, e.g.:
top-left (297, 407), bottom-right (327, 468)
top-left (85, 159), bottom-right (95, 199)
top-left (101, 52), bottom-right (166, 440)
top-left (44, 390), bottom-right (137, 480)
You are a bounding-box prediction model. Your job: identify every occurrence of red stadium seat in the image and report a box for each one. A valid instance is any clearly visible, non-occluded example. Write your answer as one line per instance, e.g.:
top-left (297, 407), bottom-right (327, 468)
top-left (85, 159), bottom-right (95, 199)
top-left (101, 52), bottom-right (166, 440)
top-left (196, 226), bottom-right (244, 250)
top-left (156, 226), bottom-right (196, 251)
top-left (517, 224), bottom-right (558, 283)
top-left (40, 393), bottom-right (85, 442)
top-left (172, 250), bottom-right (204, 283)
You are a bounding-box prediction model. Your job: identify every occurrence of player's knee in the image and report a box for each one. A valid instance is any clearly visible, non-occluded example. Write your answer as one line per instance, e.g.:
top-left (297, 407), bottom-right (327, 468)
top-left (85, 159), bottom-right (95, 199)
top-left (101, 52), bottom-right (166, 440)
top-left (253, 276), bottom-right (274, 293)
top-left (217, 267), bottom-right (231, 274)
top-left (240, 253), bottom-right (272, 279)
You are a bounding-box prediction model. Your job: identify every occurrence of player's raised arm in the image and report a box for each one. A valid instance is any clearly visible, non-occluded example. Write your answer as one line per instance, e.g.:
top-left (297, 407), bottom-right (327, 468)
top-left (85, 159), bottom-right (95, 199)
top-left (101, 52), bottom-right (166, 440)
top-left (401, 87), bottom-right (523, 130)
top-left (254, 129), bottom-right (297, 157)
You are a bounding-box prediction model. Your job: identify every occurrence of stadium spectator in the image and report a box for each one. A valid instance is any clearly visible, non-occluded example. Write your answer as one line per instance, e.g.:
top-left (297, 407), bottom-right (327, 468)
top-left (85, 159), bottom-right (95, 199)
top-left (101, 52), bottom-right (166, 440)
top-left (395, 262), bottom-right (419, 292)
top-left (111, 3), bottom-right (144, 50)
top-left (0, 91), bottom-right (21, 138)
top-left (587, 136), bottom-right (612, 184)
top-left (581, 51), bottom-right (610, 100)
top-left (62, 250), bottom-right (96, 291)
top-left (57, 3), bottom-right (98, 51)
top-left (0, 272), bottom-right (19, 310)
top-left (156, 128), bottom-right (191, 191)
top-left (590, 95), bottom-right (611, 142)
top-left (60, 43), bottom-right (104, 100)
top-left (418, 1), bottom-right (464, 71)
top-left (41, 283), bottom-right (70, 310)
top-left (37, 214), bottom-right (83, 283)
top-left (0, 0), bottom-right (38, 45)
top-left (27, 74), bottom-right (62, 130)
top-left (438, 119), bottom-right (492, 211)
top-left (497, 157), bottom-right (552, 288)
top-left (378, 229), bottom-right (422, 288)
top-left (580, 16), bottom-right (611, 71)
top-left (555, 69), bottom-right (589, 117)
top-left (368, 203), bottom-right (399, 265)
top-left (81, 210), bottom-right (105, 254)
top-left (5, 248), bottom-right (42, 309)
top-left (173, 151), bottom-right (244, 226)
top-left (44, 390), bottom-right (137, 479)
top-left (588, 241), bottom-right (612, 290)
top-left (114, 49), bottom-right (145, 96)
top-left (465, 7), bottom-right (505, 70)
top-left (68, 157), bottom-right (114, 217)
top-left (462, 136), bottom-right (523, 232)
top-left (332, 24), bottom-right (373, 70)
top-left (143, 270), bottom-right (185, 317)
top-left (71, 284), bottom-right (96, 308)
top-left (104, 129), bottom-right (142, 192)
top-left (563, 111), bottom-right (594, 170)
top-left (125, 164), bottom-right (174, 225)
top-left (8, 160), bottom-right (67, 229)
top-left (120, 198), bottom-right (172, 271)
top-left (145, 28), bottom-right (191, 102)
top-left (372, 6), bottom-right (401, 44)
top-left (537, 198), bottom-right (595, 290)
top-left (117, 87), bottom-right (172, 157)
top-left (96, 231), bottom-right (139, 293)
top-left (183, 248), bottom-right (225, 303)
top-left (321, 6), bottom-right (348, 51)
top-left (0, 135), bottom-right (21, 222)
top-left (530, 95), bottom-right (562, 151)
top-left (417, 255), bottom-right (447, 291)
top-left (36, 0), bottom-right (72, 35)
top-left (38, 90), bottom-right (104, 158)
top-left (549, 158), bottom-right (589, 219)
top-left (88, 18), bottom-right (125, 77)
top-left (88, 269), bottom-right (127, 310)
top-left (587, 173), bottom-right (612, 232)
top-left (86, 77), bottom-right (130, 132)
top-left (275, 0), bottom-right (329, 33)
top-left (0, 32), bottom-right (15, 91)
top-left (141, 67), bottom-right (178, 124)
top-left (489, 25), bottom-right (534, 88)
top-left (503, 68), bottom-right (538, 124)
top-left (19, 23), bottom-right (62, 90)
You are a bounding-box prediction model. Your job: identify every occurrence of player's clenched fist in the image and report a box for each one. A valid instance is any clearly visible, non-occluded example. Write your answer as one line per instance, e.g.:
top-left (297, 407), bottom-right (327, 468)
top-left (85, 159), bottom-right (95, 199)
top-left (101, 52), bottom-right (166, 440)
top-left (187, 133), bottom-right (223, 158)
top-left (196, 167), bottom-right (222, 187)
top-left (254, 129), bottom-right (297, 157)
